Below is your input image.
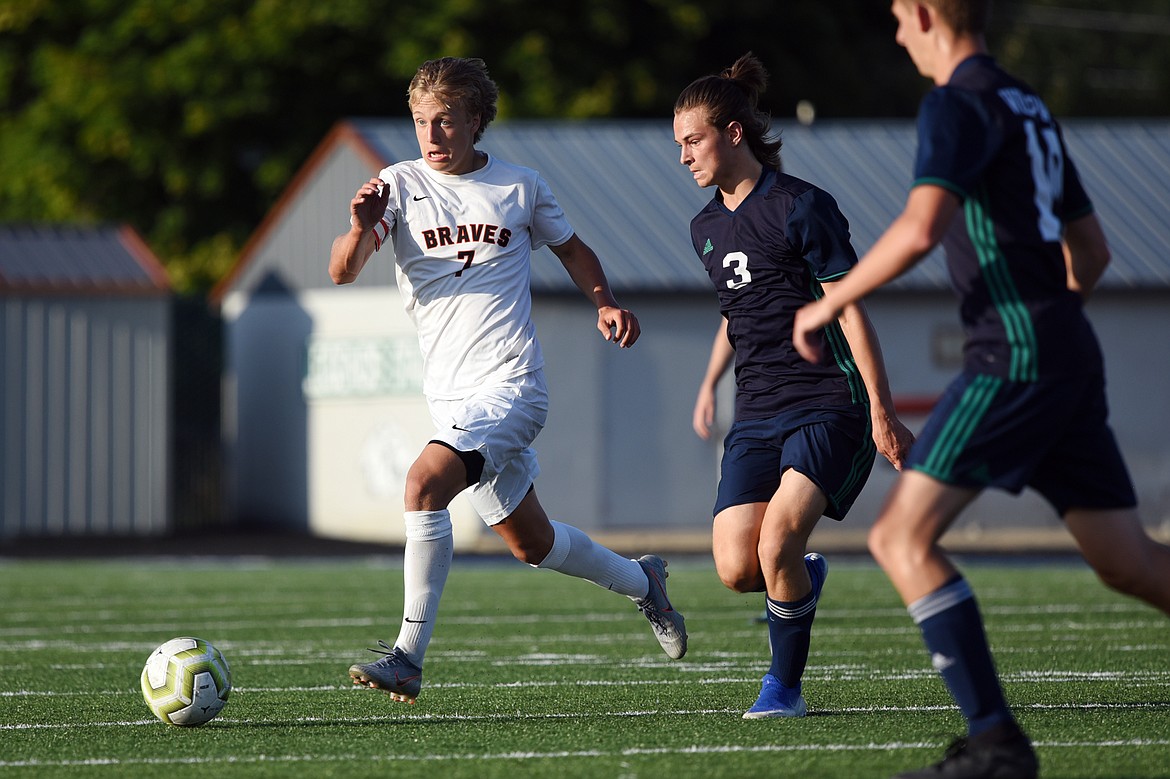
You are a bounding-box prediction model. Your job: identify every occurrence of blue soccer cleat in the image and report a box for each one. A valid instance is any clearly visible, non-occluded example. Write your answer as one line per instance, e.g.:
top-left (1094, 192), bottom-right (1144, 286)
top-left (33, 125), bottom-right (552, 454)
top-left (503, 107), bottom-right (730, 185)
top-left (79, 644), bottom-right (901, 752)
top-left (742, 673), bottom-right (808, 719)
top-left (748, 552), bottom-right (828, 717)
top-left (805, 551), bottom-right (828, 601)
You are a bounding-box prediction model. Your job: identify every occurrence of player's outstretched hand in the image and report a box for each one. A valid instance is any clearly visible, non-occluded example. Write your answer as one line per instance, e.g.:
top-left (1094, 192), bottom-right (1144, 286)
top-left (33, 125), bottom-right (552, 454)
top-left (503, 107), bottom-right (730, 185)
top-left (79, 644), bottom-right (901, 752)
top-left (873, 411), bottom-right (916, 471)
top-left (350, 178), bottom-right (390, 232)
top-left (598, 306), bottom-right (640, 348)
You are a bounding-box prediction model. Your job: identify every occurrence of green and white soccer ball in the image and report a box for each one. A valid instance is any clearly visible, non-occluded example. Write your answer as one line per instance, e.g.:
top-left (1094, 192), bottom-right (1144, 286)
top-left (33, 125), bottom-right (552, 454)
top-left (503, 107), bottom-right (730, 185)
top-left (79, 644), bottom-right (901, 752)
top-left (140, 637), bottom-right (232, 726)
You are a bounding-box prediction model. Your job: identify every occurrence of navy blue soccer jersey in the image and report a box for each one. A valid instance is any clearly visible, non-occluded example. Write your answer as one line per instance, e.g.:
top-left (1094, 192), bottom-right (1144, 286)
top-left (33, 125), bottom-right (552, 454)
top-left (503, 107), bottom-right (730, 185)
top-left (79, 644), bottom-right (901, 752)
top-left (689, 169), bottom-right (868, 421)
top-left (914, 54), bottom-right (1103, 381)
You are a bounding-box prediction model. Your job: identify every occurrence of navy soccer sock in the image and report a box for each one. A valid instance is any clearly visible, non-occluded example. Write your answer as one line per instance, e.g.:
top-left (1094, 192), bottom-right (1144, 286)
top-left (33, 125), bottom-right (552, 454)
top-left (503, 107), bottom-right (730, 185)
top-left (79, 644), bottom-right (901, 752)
top-left (908, 576), bottom-right (1015, 737)
top-left (764, 588), bottom-right (817, 688)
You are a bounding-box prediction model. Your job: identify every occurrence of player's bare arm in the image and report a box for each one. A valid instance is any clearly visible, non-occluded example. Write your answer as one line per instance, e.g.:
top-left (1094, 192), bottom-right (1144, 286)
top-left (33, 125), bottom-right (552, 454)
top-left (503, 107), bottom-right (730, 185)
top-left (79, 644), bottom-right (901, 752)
top-left (793, 185), bottom-right (960, 363)
top-left (693, 319), bottom-right (733, 439)
top-left (550, 234), bottom-right (641, 348)
top-left (329, 178), bottom-right (390, 285)
top-left (1062, 212), bottom-right (1111, 299)
top-left (825, 287), bottom-right (915, 469)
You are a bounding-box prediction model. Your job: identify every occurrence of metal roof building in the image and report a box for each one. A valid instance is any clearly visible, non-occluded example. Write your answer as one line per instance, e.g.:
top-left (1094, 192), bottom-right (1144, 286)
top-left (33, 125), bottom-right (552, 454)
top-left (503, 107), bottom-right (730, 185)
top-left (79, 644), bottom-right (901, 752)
top-left (218, 118), bottom-right (1170, 300)
top-left (0, 224), bottom-right (171, 294)
top-left (1, 224), bottom-right (172, 539)
top-left (214, 118), bottom-right (1170, 550)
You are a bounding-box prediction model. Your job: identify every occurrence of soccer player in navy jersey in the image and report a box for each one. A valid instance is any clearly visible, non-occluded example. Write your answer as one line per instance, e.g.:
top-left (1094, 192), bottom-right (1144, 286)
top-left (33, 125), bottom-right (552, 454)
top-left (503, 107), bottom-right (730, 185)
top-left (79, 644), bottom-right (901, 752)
top-left (794, 3), bottom-right (1170, 777)
top-left (674, 53), bottom-right (915, 720)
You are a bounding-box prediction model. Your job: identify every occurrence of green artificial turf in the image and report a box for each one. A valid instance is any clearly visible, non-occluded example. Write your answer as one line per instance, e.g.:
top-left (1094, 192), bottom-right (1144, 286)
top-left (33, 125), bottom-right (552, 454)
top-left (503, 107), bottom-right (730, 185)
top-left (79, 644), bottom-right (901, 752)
top-left (1, 553), bottom-right (1167, 778)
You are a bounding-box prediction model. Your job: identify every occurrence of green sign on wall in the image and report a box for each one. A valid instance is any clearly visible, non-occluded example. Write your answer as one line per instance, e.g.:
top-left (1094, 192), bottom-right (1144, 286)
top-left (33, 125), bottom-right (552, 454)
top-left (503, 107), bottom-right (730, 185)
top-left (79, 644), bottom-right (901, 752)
top-left (302, 337), bottom-right (423, 398)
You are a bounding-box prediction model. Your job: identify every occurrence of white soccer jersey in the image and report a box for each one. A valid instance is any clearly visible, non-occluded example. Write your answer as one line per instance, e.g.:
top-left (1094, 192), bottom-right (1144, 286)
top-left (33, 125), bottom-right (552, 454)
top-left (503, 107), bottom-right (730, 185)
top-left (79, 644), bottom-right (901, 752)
top-left (369, 155), bottom-right (575, 400)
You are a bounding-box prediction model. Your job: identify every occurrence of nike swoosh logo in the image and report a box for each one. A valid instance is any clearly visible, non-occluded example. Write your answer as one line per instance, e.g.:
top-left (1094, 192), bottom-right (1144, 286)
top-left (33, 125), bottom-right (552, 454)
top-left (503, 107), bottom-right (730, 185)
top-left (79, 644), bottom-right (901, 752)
top-left (413, 195), bottom-right (429, 201)
top-left (451, 424), bottom-right (471, 432)
top-left (404, 618), bottom-right (428, 624)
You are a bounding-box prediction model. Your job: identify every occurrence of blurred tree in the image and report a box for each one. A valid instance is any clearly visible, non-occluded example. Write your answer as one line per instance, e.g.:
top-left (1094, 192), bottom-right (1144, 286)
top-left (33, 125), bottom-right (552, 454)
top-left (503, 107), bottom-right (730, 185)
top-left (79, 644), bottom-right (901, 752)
top-left (992, 2), bottom-right (1170, 116)
top-left (0, 0), bottom-right (418, 291)
top-left (0, 0), bottom-right (1164, 292)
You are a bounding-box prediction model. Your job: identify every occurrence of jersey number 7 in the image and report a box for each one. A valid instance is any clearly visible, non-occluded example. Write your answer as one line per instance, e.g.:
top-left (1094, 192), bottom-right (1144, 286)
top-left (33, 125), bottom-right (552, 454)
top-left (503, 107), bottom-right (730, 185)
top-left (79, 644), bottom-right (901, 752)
top-left (455, 249), bottom-right (475, 277)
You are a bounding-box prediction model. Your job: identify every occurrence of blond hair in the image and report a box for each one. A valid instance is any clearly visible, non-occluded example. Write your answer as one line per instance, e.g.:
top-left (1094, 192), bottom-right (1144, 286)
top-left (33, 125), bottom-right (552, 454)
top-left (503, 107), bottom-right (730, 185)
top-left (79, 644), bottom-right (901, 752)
top-left (408, 57), bottom-right (499, 143)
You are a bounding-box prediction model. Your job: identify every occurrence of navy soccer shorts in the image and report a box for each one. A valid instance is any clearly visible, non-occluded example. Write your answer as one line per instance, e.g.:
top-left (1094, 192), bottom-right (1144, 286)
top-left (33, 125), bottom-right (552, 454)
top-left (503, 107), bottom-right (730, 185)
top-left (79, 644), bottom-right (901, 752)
top-left (908, 369), bottom-right (1136, 515)
top-left (714, 405), bottom-right (875, 520)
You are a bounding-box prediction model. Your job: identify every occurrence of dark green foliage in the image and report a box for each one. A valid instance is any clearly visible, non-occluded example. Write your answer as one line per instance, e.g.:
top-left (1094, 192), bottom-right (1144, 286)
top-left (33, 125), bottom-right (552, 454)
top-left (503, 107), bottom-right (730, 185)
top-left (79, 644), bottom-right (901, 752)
top-left (0, 1), bottom-right (1166, 292)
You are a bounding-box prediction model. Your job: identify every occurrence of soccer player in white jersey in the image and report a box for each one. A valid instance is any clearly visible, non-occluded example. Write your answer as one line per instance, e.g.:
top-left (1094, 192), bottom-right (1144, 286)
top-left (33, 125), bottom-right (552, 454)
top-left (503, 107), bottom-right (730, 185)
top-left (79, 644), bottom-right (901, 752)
top-left (329, 56), bottom-right (686, 704)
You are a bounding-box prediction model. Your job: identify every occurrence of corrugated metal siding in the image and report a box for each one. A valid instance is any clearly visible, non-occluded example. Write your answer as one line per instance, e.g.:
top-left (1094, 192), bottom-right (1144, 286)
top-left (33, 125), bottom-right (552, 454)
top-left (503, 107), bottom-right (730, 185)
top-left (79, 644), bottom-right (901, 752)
top-left (220, 118), bottom-right (1170, 299)
top-left (477, 121), bottom-right (714, 292)
top-left (781, 121), bottom-right (1170, 291)
top-left (778, 122), bottom-right (952, 291)
top-left (1062, 121), bottom-right (1170, 288)
top-left (1, 297), bottom-right (171, 537)
top-left (1, 226), bottom-right (172, 538)
top-left (227, 142), bottom-right (402, 297)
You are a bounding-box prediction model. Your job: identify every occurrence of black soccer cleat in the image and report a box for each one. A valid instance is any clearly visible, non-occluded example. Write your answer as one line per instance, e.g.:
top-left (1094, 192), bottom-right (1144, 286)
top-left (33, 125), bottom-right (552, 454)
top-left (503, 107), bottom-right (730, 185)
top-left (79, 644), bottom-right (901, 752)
top-left (893, 722), bottom-right (1038, 779)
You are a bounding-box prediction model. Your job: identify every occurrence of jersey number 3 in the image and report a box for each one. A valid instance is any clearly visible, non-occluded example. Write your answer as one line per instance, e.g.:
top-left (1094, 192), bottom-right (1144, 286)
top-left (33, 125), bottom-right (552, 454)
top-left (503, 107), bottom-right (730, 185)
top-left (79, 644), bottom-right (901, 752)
top-left (723, 251), bottom-right (752, 289)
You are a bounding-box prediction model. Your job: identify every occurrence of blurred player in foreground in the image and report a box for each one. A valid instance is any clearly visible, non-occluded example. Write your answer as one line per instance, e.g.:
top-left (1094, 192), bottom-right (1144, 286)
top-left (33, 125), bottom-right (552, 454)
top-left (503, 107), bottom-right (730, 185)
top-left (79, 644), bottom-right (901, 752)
top-left (674, 53), bottom-right (913, 719)
top-left (329, 56), bottom-right (686, 704)
top-left (793, 3), bottom-right (1170, 777)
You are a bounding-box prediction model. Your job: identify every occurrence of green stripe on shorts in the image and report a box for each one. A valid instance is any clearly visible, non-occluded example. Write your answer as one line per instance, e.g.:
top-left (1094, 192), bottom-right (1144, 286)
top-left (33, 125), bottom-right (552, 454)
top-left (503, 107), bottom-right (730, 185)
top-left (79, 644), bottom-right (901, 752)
top-left (920, 374), bottom-right (1002, 480)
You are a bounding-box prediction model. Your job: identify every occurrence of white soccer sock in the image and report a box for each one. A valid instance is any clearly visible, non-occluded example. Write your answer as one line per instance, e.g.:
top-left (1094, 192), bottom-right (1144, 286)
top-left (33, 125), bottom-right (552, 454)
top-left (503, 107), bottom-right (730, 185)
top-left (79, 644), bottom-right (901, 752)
top-left (533, 520), bottom-right (649, 600)
top-left (393, 509), bottom-right (453, 668)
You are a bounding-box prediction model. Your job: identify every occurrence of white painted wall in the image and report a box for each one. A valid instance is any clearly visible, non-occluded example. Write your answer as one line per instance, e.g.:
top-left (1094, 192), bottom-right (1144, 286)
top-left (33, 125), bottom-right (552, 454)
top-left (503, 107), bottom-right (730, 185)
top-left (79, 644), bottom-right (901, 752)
top-left (222, 283), bottom-right (1170, 551)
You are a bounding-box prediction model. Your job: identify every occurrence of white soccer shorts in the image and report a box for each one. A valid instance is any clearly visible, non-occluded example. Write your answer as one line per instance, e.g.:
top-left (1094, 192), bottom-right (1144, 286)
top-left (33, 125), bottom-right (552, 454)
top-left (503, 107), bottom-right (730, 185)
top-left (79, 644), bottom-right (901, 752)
top-left (426, 370), bottom-right (548, 525)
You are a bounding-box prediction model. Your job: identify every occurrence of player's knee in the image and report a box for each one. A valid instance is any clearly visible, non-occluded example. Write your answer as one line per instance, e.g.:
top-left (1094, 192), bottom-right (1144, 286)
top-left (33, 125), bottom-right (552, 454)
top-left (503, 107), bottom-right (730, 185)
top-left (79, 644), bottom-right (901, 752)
top-left (716, 561), bottom-right (764, 593)
top-left (404, 469), bottom-right (431, 504)
top-left (403, 464), bottom-right (452, 510)
top-left (509, 538), bottom-right (548, 566)
top-left (867, 521), bottom-right (893, 567)
top-left (500, 522), bottom-right (555, 566)
top-left (1092, 558), bottom-right (1148, 599)
top-left (867, 518), bottom-right (913, 573)
top-left (1081, 532), bottom-right (1167, 601)
top-left (757, 532), bottom-right (805, 571)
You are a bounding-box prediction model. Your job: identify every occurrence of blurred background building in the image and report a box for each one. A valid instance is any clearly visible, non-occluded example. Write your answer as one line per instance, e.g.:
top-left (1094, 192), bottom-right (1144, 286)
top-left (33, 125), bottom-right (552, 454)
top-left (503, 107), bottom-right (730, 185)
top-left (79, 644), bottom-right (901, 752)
top-left (210, 119), bottom-right (1170, 552)
top-left (1, 225), bottom-right (172, 538)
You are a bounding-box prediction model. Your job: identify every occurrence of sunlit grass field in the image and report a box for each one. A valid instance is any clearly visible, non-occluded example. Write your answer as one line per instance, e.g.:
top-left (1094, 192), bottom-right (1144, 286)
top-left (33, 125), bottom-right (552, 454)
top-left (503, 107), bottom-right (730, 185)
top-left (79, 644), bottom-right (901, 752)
top-left (1, 552), bottom-right (1168, 778)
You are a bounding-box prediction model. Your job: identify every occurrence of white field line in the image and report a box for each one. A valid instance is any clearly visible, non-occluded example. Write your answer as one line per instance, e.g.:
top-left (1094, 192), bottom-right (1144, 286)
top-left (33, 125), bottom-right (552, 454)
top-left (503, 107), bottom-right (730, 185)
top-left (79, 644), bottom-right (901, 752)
top-left (6, 662), bottom-right (1170, 699)
top-left (0, 594), bottom-right (1151, 626)
top-left (0, 591), bottom-right (1154, 621)
top-left (4, 700), bottom-right (1170, 731)
top-left (3, 616), bottom-right (1167, 650)
top-left (1, 736), bottom-right (1168, 768)
top-left (5, 657), bottom-right (1170, 699)
top-left (3, 642), bottom-right (1165, 675)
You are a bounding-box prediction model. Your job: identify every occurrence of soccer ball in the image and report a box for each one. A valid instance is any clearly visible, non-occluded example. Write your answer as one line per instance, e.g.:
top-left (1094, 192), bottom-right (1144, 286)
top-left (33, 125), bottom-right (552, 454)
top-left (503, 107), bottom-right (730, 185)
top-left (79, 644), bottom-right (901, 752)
top-left (140, 637), bottom-right (232, 726)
